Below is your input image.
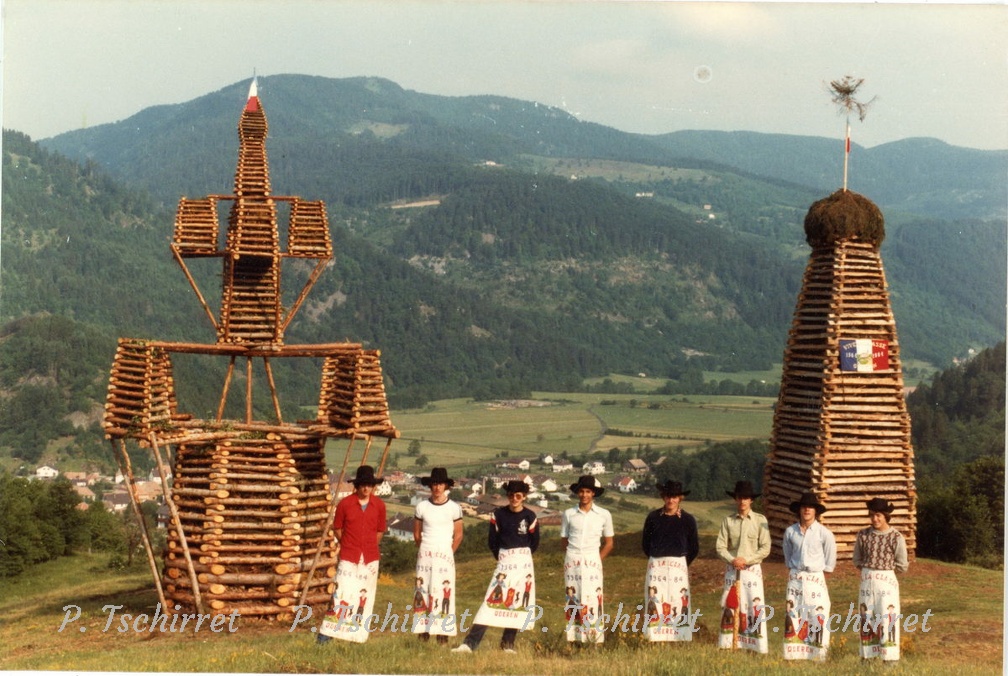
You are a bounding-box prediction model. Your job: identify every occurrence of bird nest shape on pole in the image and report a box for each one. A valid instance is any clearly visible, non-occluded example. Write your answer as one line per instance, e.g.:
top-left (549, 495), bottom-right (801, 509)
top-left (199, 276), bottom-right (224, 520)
top-left (804, 189), bottom-right (885, 250)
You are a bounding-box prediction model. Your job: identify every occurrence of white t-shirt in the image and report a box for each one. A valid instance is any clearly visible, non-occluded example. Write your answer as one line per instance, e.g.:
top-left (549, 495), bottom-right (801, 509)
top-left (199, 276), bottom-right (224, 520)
top-left (415, 498), bottom-right (463, 550)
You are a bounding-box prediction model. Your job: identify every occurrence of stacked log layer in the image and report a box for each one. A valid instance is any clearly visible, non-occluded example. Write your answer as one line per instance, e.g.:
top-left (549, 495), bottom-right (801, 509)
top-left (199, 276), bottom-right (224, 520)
top-left (288, 199), bottom-right (333, 258)
top-left (104, 339), bottom-right (179, 443)
top-left (164, 436), bottom-right (337, 617)
top-left (763, 239), bottom-right (916, 560)
top-left (173, 197), bottom-right (220, 255)
top-left (318, 349), bottom-right (397, 436)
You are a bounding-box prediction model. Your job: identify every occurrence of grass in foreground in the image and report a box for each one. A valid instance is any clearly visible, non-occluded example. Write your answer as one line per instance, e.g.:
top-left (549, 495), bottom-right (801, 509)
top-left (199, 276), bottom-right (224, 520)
top-left (0, 526), bottom-right (1002, 675)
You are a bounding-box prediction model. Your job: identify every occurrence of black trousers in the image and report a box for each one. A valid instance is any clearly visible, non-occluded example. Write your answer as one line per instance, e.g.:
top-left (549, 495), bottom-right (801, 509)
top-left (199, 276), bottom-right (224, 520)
top-left (464, 623), bottom-right (518, 650)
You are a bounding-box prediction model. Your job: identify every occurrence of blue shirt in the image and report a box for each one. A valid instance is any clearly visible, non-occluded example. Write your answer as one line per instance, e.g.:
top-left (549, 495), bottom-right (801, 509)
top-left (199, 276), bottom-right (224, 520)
top-left (782, 520), bottom-right (837, 573)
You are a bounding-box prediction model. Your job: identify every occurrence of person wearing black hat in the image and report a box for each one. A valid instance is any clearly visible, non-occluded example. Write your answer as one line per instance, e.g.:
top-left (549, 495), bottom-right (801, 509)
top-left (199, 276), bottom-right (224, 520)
top-left (640, 480), bottom-right (699, 642)
top-left (317, 465), bottom-right (387, 644)
top-left (852, 497), bottom-right (908, 662)
top-left (560, 475), bottom-right (614, 644)
top-left (715, 480), bottom-right (770, 653)
top-left (412, 467), bottom-right (464, 645)
top-left (781, 492), bottom-right (836, 661)
top-left (453, 480), bottom-right (540, 655)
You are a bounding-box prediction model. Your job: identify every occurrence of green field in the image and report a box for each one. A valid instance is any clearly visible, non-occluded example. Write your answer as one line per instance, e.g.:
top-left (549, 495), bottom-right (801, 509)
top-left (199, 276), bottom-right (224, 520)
top-left (338, 391), bottom-right (774, 476)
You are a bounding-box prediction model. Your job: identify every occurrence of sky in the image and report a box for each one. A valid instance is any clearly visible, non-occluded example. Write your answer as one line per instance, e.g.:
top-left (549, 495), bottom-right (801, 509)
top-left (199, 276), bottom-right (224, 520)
top-left (2, 0), bottom-right (1006, 150)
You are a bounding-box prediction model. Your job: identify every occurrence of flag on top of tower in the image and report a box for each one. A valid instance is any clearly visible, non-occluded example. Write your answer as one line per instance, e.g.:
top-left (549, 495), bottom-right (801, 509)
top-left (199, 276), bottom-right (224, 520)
top-left (245, 77), bottom-right (259, 112)
top-left (839, 338), bottom-right (890, 372)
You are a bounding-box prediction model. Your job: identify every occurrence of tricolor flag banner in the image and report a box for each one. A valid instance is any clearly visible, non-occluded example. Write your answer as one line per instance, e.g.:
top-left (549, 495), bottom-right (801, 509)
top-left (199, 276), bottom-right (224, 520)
top-left (845, 122), bottom-right (851, 155)
top-left (839, 339), bottom-right (890, 372)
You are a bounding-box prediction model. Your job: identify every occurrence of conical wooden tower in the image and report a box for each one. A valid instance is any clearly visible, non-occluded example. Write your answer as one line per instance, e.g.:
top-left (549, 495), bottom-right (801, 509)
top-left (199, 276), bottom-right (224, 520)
top-left (104, 79), bottom-right (399, 620)
top-left (763, 189), bottom-right (915, 561)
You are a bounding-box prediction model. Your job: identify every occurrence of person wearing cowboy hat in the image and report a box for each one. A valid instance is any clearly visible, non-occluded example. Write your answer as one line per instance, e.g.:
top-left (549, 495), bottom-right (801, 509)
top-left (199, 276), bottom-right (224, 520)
top-left (781, 492), bottom-right (836, 661)
top-left (852, 497), bottom-right (908, 662)
top-left (715, 480), bottom-right (770, 653)
top-left (641, 479), bottom-right (699, 642)
top-left (454, 480), bottom-right (540, 655)
top-left (317, 465), bottom-right (387, 644)
top-left (560, 475), bottom-right (614, 645)
top-left (412, 467), bottom-right (464, 645)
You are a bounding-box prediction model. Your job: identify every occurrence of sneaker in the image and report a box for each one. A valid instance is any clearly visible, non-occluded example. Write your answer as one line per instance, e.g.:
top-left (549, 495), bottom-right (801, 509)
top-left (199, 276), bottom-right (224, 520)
top-left (451, 644), bottom-right (473, 654)
top-left (316, 633), bottom-right (332, 645)
top-left (503, 648), bottom-right (517, 654)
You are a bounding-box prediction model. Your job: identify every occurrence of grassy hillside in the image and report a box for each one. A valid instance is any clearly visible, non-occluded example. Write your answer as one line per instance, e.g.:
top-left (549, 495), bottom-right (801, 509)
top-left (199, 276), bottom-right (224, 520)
top-left (1, 540), bottom-right (1001, 674)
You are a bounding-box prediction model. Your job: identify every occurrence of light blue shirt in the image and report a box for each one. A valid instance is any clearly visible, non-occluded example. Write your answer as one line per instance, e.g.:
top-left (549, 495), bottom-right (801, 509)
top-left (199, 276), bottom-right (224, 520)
top-left (561, 503), bottom-right (614, 553)
top-left (782, 520), bottom-right (837, 573)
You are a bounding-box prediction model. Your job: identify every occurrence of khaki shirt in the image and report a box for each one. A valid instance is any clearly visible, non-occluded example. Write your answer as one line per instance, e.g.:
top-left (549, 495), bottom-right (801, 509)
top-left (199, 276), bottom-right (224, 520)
top-left (716, 510), bottom-right (771, 566)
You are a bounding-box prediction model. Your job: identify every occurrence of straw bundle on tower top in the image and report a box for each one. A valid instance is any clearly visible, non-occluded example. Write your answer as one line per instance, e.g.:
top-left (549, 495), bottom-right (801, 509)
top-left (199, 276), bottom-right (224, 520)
top-left (804, 189), bottom-right (885, 249)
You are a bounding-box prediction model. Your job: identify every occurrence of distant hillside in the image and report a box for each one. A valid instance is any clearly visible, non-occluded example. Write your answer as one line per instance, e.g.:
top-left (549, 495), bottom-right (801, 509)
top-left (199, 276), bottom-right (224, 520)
top-left (43, 75), bottom-right (1007, 222)
top-left (3, 75), bottom-right (1005, 469)
top-left (650, 130), bottom-right (1008, 221)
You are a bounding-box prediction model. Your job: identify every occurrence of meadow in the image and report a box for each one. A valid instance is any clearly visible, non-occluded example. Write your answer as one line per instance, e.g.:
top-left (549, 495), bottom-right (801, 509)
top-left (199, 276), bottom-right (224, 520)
top-left (4, 383), bottom-right (998, 674)
top-left (354, 389), bottom-right (777, 474)
top-left (1, 526), bottom-right (1001, 674)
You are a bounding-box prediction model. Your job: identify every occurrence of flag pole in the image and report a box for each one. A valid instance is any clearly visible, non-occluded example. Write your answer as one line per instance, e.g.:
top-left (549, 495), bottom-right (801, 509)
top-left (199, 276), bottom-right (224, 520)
top-left (843, 119), bottom-right (851, 192)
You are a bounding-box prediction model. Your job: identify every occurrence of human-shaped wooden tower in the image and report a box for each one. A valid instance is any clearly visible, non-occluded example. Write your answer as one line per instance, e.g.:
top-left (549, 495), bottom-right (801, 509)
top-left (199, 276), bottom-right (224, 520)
top-left (103, 79), bottom-right (399, 619)
top-left (762, 189), bottom-right (916, 560)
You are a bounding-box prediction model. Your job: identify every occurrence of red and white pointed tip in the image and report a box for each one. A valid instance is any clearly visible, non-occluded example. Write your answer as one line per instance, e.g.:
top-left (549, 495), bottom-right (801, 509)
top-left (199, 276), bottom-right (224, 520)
top-left (245, 78), bottom-right (260, 112)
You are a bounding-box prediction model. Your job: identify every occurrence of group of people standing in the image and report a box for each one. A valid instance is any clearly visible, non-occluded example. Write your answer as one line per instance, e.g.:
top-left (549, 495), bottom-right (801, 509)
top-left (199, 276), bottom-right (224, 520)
top-left (316, 465), bottom-right (909, 664)
top-left (712, 480), bottom-right (909, 662)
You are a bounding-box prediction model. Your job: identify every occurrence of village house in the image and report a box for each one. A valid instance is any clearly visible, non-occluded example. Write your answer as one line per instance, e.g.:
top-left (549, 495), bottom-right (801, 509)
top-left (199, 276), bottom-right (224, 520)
top-left (496, 459), bottom-right (531, 471)
top-left (623, 458), bottom-right (649, 473)
top-left (328, 477), bottom-right (355, 501)
top-left (35, 465), bottom-right (59, 480)
top-left (64, 471), bottom-right (89, 486)
top-left (410, 488), bottom-right (432, 506)
top-left (530, 475), bottom-right (558, 493)
top-left (582, 461), bottom-right (606, 476)
top-left (615, 476), bottom-right (638, 493)
top-left (385, 514), bottom-right (417, 542)
top-left (552, 460), bottom-right (574, 473)
top-left (102, 491), bottom-right (131, 513)
top-left (383, 470), bottom-right (415, 486)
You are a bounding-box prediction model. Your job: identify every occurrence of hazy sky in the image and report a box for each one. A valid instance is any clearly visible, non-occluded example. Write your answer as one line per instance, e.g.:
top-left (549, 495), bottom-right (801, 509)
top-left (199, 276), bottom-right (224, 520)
top-left (2, 1), bottom-right (1006, 150)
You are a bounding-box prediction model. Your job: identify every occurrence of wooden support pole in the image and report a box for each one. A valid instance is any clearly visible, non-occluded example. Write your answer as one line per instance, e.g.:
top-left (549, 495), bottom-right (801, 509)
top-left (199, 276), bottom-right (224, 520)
top-left (376, 437), bottom-right (394, 477)
top-left (296, 436), bottom-right (357, 608)
top-left (111, 439), bottom-right (169, 612)
top-left (245, 356), bottom-right (254, 424)
top-left (263, 357), bottom-right (283, 424)
top-left (280, 258), bottom-right (329, 335)
top-left (148, 433), bottom-right (206, 615)
top-left (217, 356), bottom-right (236, 422)
top-left (170, 244), bottom-right (220, 332)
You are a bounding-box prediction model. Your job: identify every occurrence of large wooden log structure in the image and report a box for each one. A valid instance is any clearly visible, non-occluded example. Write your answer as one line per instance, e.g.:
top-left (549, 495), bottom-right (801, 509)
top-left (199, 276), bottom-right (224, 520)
top-left (104, 79), bottom-right (398, 620)
top-left (763, 189), bottom-right (915, 561)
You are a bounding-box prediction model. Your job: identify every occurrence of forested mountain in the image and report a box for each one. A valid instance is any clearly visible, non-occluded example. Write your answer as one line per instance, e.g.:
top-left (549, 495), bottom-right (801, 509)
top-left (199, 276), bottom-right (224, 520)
top-left (2, 74), bottom-right (1005, 472)
top-left (908, 343), bottom-right (1005, 567)
top-left (649, 131), bottom-right (1007, 221)
top-left (43, 75), bottom-right (1006, 221)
